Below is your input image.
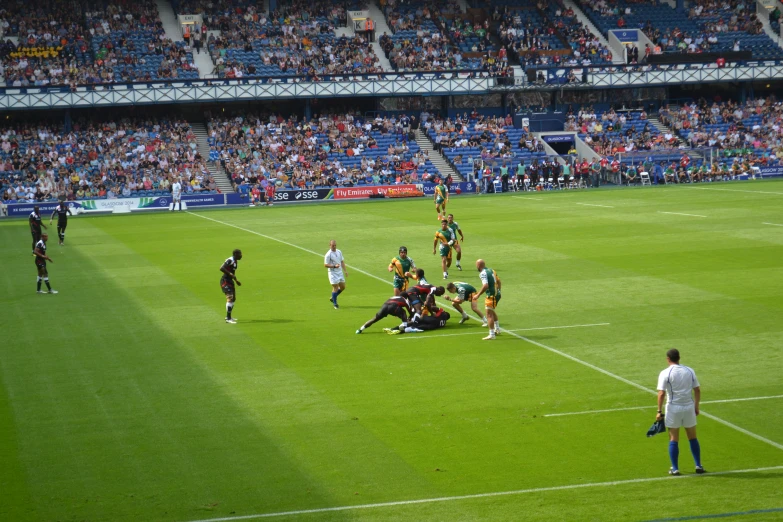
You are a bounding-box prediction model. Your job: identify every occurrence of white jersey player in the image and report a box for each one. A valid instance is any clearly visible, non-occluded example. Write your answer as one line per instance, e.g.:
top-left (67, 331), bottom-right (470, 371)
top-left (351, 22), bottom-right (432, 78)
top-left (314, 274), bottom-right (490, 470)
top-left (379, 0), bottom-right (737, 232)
top-left (324, 239), bottom-right (347, 309)
top-left (171, 180), bottom-right (182, 211)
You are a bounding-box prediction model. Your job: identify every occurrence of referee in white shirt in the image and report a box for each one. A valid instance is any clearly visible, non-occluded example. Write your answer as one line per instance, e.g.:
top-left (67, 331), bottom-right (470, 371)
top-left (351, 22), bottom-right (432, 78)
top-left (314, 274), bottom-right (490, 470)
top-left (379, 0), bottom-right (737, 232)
top-left (656, 348), bottom-right (705, 476)
top-left (324, 240), bottom-right (347, 309)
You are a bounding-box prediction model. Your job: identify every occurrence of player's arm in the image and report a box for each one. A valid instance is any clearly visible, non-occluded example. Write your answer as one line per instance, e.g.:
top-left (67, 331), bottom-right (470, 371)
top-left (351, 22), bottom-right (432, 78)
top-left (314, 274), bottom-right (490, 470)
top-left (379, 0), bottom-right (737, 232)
top-left (693, 386), bottom-right (700, 416)
top-left (34, 246), bottom-right (52, 262)
top-left (388, 259), bottom-right (397, 273)
top-left (49, 209), bottom-right (57, 224)
top-left (656, 390), bottom-right (665, 420)
top-left (220, 264), bottom-right (240, 285)
top-left (340, 256), bottom-right (347, 277)
top-left (67, 206), bottom-right (73, 216)
top-left (432, 235), bottom-right (439, 254)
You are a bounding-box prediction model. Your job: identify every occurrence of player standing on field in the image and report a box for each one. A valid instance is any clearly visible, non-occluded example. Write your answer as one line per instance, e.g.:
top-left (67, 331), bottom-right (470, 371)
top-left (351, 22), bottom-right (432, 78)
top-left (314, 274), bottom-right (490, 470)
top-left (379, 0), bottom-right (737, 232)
top-left (325, 240), bottom-right (347, 309)
top-left (50, 202), bottom-right (73, 245)
top-left (446, 214), bottom-right (464, 271)
top-left (29, 205), bottom-right (47, 252)
top-left (444, 281), bottom-right (485, 325)
top-left (389, 246), bottom-right (415, 296)
top-left (475, 259), bottom-right (501, 340)
top-left (433, 220), bottom-right (455, 280)
top-left (33, 233), bottom-right (57, 294)
top-left (171, 178), bottom-right (182, 212)
top-left (220, 249), bottom-right (242, 323)
top-left (434, 179), bottom-right (449, 220)
top-left (656, 348), bottom-right (705, 476)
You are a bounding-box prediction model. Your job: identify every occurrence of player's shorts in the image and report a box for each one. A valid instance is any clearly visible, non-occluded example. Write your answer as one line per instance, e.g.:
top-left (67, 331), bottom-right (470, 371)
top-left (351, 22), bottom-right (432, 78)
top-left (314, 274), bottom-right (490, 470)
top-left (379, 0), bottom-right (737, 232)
top-left (57, 220), bottom-right (68, 229)
top-left (393, 276), bottom-right (408, 291)
top-left (485, 294), bottom-right (500, 310)
top-left (439, 244), bottom-right (452, 258)
top-left (665, 404), bottom-right (697, 429)
top-left (220, 278), bottom-right (235, 296)
top-left (457, 290), bottom-right (474, 302)
top-left (435, 196), bottom-right (445, 205)
top-left (376, 303), bottom-right (405, 321)
top-left (328, 271), bottom-right (345, 285)
top-left (172, 193), bottom-right (181, 202)
top-left (35, 259), bottom-right (46, 269)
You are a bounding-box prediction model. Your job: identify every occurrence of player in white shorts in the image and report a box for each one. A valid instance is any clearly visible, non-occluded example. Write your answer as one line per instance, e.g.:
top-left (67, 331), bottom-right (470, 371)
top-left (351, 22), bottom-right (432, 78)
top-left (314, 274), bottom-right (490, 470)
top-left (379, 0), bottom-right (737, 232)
top-left (656, 348), bottom-right (705, 476)
top-left (171, 179), bottom-right (182, 211)
top-left (324, 240), bottom-right (347, 309)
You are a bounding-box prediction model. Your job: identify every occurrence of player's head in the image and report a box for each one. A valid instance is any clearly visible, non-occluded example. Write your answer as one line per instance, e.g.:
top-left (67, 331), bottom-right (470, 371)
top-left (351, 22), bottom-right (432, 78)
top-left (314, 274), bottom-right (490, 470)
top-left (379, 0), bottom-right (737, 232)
top-left (41, 233), bottom-right (48, 240)
top-left (399, 246), bottom-right (408, 258)
top-left (329, 240), bottom-right (337, 251)
top-left (666, 348), bottom-right (680, 363)
top-left (447, 214), bottom-right (454, 223)
top-left (33, 205), bottom-right (39, 213)
top-left (434, 286), bottom-right (445, 296)
top-left (441, 219), bottom-right (448, 229)
top-left (233, 249), bottom-right (243, 260)
top-left (414, 268), bottom-right (424, 280)
top-left (446, 282), bottom-right (457, 293)
top-left (476, 259), bottom-right (486, 271)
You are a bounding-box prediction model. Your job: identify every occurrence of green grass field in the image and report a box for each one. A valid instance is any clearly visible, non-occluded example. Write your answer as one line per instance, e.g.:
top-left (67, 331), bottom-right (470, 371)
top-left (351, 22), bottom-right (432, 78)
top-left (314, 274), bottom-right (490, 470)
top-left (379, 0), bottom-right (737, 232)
top-left (2, 181), bottom-right (783, 522)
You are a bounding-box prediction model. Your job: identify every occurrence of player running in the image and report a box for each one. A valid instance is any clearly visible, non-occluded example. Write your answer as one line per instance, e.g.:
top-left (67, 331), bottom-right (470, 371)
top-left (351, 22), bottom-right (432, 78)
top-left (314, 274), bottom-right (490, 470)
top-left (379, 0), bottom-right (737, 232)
top-left (434, 179), bottom-right (449, 220)
top-left (29, 205), bottom-right (47, 252)
top-left (384, 307), bottom-right (451, 335)
top-left (220, 249), bottom-right (242, 323)
top-left (433, 219), bottom-right (455, 280)
top-left (388, 246), bottom-right (416, 296)
top-left (33, 233), bottom-right (57, 294)
top-left (446, 214), bottom-right (464, 271)
top-left (445, 281), bottom-right (486, 325)
top-left (49, 202), bottom-right (73, 245)
top-left (475, 259), bottom-right (501, 340)
top-left (356, 295), bottom-right (412, 334)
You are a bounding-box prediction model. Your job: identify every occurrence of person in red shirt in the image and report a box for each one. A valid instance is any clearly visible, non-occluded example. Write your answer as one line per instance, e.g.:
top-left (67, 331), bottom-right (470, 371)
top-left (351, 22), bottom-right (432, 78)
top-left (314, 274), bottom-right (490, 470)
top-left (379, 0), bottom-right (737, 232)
top-left (265, 183), bottom-right (275, 206)
top-left (599, 156), bottom-right (610, 180)
top-left (680, 153), bottom-right (690, 169)
top-left (250, 185), bottom-right (261, 206)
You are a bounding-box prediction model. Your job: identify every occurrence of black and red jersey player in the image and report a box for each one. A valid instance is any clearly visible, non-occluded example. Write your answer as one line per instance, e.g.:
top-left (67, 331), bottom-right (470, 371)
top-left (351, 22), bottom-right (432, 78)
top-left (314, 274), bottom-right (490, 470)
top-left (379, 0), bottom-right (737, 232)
top-left (385, 307), bottom-right (451, 335)
top-left (402, 283), bottom-right (445, 319)
top-left (29, 205), bottom-right (47, 252)
top-left (356, 295), bottom-right (413, 334)
top-left (220, 249), bottom-right (242, 324)
top-left (33, 233), bottom-right (57, 294)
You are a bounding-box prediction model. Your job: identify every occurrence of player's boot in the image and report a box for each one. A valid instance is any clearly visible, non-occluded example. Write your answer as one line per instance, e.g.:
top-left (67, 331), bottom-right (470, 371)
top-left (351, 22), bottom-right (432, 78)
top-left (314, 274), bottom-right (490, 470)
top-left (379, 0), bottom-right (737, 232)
top-left (459, 314), bottom-right (469, 324)
top-left (37, 290), bottom-right (44, 294)
top-left (48, 289), bottom-right (58, 294)
top-left (456, 263), bottom-right (462, 270)
top-left (443, 271), bottom-right (448, 279)
top-left (481, 320), bottom-right (488, 327)
top-left (668, 468), bottom-right (680, 476)
top-left (355, 328), bottom-right (363, 334)
top-left (226, 318), bottom-right (237, 324)
top-left (482, 333), bottom-right (495, 340)
top-left (695, 466), bottom-right (706, 474)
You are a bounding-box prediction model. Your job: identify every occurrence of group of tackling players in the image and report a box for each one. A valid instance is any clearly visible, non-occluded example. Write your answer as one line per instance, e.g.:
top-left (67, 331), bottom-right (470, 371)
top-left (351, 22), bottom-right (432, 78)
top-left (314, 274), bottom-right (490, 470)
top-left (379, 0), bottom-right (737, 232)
top-left (28, 202), bottom-right (73, 295)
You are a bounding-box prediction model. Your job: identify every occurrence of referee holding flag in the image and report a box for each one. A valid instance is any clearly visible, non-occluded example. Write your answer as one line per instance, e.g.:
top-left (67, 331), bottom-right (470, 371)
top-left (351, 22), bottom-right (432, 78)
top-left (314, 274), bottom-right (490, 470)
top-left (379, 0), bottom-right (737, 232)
top-left (324, 240), bottom-right (347, 309)
top-left (656, 348), bottom-right (706, 476)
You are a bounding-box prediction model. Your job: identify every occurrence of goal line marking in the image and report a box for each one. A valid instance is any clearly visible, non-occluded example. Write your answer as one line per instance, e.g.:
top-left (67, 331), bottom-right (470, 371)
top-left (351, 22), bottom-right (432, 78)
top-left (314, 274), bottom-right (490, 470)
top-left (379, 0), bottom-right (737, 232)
top-left (397, 322), bottom-right (611, 340)
top-left (182, 466), bottom-right (783, 522)
top-left (187, 211), bottom-right (783, 453)
top-left (544, 395), bottom-right (783, 417)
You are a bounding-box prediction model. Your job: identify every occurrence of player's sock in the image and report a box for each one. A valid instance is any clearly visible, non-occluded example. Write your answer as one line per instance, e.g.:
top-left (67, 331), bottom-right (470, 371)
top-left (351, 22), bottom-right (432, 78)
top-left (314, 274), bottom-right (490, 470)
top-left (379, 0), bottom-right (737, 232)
top-left (331, 291), bottom-right (338, 304)
top-left (44, 278), bottom-right (51, 291)
top-left (37, 277), bottom-right (42, 292)
top-left (668, 441), bottom-right (680, 471)
top-left (689, 438), bottom-right (702, 468)
top-left (226, 302), bottom-right (233, 319)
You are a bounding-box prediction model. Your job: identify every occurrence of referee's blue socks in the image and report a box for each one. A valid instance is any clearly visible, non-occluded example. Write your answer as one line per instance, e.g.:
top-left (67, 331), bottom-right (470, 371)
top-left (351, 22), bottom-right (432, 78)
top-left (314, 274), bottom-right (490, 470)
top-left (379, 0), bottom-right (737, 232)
top-left (689, 438), bottom-right (702, 468)
top-left (331, 291), bottom-right (338, 304)
top-left (669, 441), bottom-right (679, 471)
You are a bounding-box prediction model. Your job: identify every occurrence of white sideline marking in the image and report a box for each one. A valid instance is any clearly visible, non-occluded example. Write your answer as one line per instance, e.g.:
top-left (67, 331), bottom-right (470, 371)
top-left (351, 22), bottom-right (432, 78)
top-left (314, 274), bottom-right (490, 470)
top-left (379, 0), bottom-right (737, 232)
top-left (182, 466), bottom-right (783, 522)
top-left (544, 395), bottom-right (783, 417)
top-left (763, 222), bottom-right (783, 227)
top-left (658, 211), bottom-right (707, 218)
top-left (576, 203), bottom-right (614, 208)
top-left (187, 211), bottom-right (783, 454)
top-left (691, 187), bottom-right (783, 196)
top-left (511, 196), bottom-right (544, 200)
top-left (398, 322), bottom-right (611, 340)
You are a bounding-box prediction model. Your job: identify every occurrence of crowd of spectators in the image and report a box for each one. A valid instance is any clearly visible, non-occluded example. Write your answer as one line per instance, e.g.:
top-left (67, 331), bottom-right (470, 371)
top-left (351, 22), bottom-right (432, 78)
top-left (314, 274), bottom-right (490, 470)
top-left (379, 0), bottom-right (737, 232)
top-left (659, 97), bottom-right (783, 162)
top-left (207, 112), bottom-right (441, 192)
top-left (0, 118), bottom-right (218, 204)
top-left (0, 1), bottom-right (200, 87)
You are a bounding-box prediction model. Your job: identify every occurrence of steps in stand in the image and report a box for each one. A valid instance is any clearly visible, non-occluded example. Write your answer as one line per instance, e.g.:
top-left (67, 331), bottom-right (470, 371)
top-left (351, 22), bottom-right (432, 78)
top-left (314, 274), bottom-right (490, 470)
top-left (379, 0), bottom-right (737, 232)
top-left (414, 129), bottom-right (463, 181)
top-left (191, 122), bottom-right (235, 193)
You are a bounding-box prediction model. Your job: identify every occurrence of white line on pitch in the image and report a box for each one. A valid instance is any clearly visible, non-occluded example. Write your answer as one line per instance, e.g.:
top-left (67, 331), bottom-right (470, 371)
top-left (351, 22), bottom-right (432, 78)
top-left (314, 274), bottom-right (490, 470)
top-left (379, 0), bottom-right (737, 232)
top-left (182, 465), bottom-right (783, 522)
top-left (544, 394), bottom-right (783, 417)
top-left (511, 196), bottom-right (544, 200)
top-left (658, 211), bottom-right (707, 218)
top-left (398, 322), bottom-right (611, 340)
top-left (187, 211), bottom-right (783, 453)
top-left (576, 203), bottom-right (614, 208)
top-left (691, 187), bottom-right (783, 195)
top-left (763, 222), bottom-right (783, 227)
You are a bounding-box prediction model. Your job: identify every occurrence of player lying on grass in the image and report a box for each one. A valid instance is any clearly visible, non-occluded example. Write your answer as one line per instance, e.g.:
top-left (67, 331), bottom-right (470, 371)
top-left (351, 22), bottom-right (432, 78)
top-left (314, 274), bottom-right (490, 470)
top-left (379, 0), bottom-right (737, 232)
top-left (444, 282), bottom-right (486, 325)
top-left (402, 282), bottom-right (446, 321)
top-left (356, 295), bottom-right (412, 334)
top-left (384, 307), bottom-right (451, 335)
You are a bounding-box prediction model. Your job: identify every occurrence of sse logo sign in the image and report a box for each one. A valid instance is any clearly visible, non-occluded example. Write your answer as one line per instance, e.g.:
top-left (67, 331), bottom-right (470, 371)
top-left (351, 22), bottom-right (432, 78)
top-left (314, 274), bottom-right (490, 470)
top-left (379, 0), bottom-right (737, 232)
top-left (273, 190), bottom-right (328, 202)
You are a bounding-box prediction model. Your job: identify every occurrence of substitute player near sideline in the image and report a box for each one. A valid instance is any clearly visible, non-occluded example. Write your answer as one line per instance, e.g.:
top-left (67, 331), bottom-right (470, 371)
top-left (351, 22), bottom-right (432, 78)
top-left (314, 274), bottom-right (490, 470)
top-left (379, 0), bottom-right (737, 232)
top-left (389, 246), bottom-right (415, 296)
top-left (356, 295), bottom-right (412, 334)
top-left (445, 281), bottom-right (486, 325)
top-left (434, 179), bottom-right (449, 220)
top-left (656, 348), bottom-right (706, 476)
top-left (171, 178), bottom-right (183, 211)
top-left (49, 202), bottom-right (73, 245)
top-left (433, 220), bottom-right (455, 280)
top-left (325, 240), bottom-right (347, 309)
top-left (475, 259), bottom-right (501, 340)
top-left (446, 214), bottom-right (464, 271)
top-left (33, 233), bottom-right (57, 294)
top-left (220, 249), bottom-right (242, 323)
